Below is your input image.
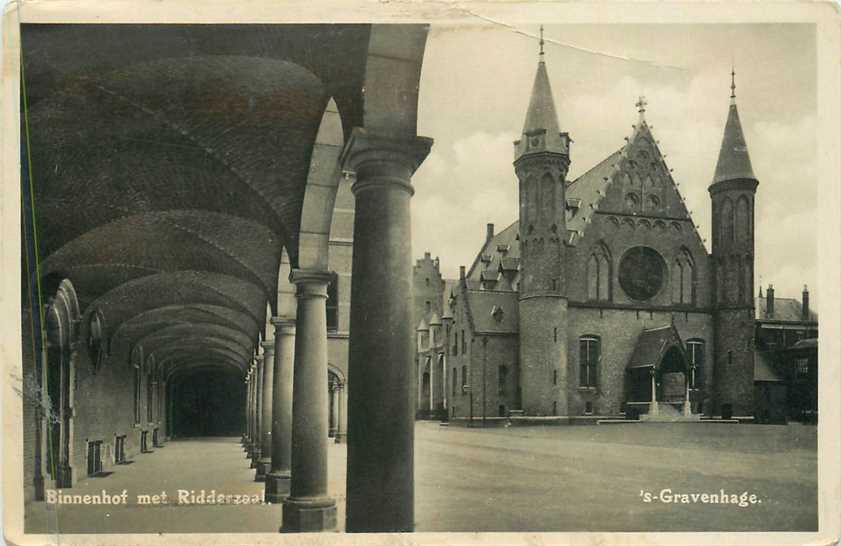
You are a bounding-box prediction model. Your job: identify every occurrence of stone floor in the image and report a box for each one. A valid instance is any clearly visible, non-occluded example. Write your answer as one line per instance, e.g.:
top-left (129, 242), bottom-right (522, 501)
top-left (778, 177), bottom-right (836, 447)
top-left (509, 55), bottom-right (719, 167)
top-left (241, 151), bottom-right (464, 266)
top-left (24, 422), bottom-right (817, 534)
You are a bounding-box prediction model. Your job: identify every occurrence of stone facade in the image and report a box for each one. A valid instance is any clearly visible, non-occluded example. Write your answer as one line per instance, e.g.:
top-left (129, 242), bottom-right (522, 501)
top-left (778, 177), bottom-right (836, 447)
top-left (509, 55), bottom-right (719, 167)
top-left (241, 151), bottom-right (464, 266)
top-left (413, 52), bottom-right (806, 423)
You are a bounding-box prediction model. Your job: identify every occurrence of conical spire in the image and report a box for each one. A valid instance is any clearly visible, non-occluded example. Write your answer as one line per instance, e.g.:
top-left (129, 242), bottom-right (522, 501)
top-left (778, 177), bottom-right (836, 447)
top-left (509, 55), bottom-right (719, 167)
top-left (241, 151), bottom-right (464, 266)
top-left (515, 27), bottom-right (568, 160)
top-left (712, 70), bottom-right (756, 184)
top-left (521, 55), bottom-right (561, 138)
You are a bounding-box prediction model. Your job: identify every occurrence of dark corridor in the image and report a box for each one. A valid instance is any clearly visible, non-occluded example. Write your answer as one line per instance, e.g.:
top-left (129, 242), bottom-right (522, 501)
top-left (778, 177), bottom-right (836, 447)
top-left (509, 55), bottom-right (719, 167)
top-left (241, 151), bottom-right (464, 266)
top-left (170, 368), bottom-right (245, 437)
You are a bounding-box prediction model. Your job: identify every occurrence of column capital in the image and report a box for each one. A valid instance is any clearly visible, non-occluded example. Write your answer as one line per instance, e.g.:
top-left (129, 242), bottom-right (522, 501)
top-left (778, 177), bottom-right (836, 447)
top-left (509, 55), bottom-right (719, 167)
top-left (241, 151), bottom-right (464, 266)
top-left (261, 340), bottom-right (275, 352)
top-left (290, 269), bottom-right (332, 299)
top-left (340, 128), bottom-right (433, 196)
top-left (271, 316), bottom-right (297, 336)
top-left (255, 354), bottom-right (265, 363)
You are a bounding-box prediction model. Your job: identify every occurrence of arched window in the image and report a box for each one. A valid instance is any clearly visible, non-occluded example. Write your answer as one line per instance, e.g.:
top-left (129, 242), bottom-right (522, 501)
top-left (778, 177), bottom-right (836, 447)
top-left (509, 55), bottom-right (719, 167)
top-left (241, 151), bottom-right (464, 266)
top-left (541, 173), bottom-right (555, 222)
top-left (687, 339), bottom-right (705, 389)
top-left (673, 248), bottom-right (695, 305)
top-left (587, 243), bottom-right (611, 301)
top-left (625, 192), bottom-right (639, 211)
top-left (579, 336), bottom-right (600, 388)
top-left (720, 198), bottom-right (734, 244)
top-left (735, 196), bottom-right (750, 243)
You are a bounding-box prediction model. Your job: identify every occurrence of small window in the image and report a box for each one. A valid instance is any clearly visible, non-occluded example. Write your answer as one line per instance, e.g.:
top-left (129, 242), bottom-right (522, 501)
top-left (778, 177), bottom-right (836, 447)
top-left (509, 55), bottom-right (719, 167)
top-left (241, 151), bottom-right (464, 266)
top-left (461, 330), bottom-right (466, 354)
top-left (584, 401), bottom-right (593, 415)
top-left (554, 327), bottom-right (558, 343)
top-left (425, 277), bottom-right (430, 287)
top-left (553, 369), bottom-right (558, 385)
top-left (425, 301), bottom-right (431, 314)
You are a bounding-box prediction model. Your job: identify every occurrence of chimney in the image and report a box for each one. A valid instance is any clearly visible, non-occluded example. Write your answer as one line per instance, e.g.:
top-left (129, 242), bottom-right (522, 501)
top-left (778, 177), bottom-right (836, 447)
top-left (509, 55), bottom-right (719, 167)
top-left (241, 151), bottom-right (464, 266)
top-left (486, 223), bottom-right (495, 241)
top-left (424, 251), bottom-right (431, 260)
top-left (802, 284), bottom-right (810, 321)
top-left (766, 284), bottom-right (775, 318)
top-left (459, 265), bottom-right (466, 281)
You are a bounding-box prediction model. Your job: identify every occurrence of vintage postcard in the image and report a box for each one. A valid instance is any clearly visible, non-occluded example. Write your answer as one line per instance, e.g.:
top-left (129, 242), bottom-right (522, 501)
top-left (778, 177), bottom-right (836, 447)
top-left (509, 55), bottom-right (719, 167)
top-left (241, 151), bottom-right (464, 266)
top-left (2, 1), bottom-right (840, 545)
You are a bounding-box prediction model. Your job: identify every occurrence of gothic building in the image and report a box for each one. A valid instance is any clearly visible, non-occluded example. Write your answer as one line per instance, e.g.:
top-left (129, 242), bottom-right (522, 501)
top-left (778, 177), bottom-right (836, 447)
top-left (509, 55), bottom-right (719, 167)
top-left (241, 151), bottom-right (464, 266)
top-left (416, 38), bottom-right (815, 423)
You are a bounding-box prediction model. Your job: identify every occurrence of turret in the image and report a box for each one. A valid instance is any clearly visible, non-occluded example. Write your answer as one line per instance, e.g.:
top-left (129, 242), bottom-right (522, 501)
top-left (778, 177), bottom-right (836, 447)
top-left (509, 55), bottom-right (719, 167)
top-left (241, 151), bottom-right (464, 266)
top-left (515, 27), bottom-right (570, 416)
top-left (710, 69), bottom-right (758, 418)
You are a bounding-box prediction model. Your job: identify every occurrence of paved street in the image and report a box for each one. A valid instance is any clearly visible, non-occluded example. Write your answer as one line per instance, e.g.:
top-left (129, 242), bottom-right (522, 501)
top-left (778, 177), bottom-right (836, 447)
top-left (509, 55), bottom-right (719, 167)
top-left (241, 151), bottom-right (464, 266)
top-left (26, 422), bottom-right (817, 534)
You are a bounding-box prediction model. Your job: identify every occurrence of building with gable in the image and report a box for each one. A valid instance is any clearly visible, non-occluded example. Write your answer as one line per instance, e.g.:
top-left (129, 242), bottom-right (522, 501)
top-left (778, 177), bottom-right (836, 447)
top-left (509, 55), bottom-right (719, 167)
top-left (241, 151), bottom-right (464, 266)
top-left (415, 35), bottom-right (817, 424)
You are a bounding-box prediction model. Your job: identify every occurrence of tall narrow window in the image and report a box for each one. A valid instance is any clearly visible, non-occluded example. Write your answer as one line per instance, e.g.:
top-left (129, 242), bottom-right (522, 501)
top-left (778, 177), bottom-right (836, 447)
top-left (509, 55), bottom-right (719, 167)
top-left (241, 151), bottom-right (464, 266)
top-left (453, 331), bottom-right (458, 356)
top-left (146, 373), bottom-right (153, 422)
top-left (579, 336), bottom-right (600, 388)
top-left (461, 330), bottom-right (466, 354)
top-left (587, 243), bottom-right (611, 301)
top-left (687, 339), bottom-right (705, 389)
top-left (134, 367), bottom-right (141, 425)
top-left (326, 272), bottom-right (339, 332)
top-left (553, 369), bottom-right (558, 385)
top-left (498, 365), bottom-right (507, 394)
top-left (461, 365), bottom-right (468, 393)
top-left (452, 368), bottom-right (457, 396)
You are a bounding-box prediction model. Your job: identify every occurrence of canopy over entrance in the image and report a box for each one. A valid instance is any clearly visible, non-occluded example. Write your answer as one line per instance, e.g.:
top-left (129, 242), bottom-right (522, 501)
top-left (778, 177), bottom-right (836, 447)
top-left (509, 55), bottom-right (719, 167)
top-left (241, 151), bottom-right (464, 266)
top-left (626, 324), bottom-right (690, 372)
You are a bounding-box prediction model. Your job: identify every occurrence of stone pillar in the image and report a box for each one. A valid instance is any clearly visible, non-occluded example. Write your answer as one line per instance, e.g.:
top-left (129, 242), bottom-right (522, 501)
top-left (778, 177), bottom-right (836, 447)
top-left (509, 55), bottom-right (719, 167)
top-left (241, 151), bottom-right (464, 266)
top-left (245, 367), bottom-right (253, 454)
top-left (281, 270), bottom-right (336, 532)
top-left (334, 382), bottom-right (346, 444)
top-left (250, 355), bottom-right (264, 469)
top-left (242, 373), bottom-right (250, 449)
top-left (266, 318), bottom-right (295, 503)
top-left (329, 384), bottom-right (339, 437)
top-left (342, 130), bottom-right (432, 532)
top-left (256, 341), bottom-right (275, 481)
top-left (649, 367), bottom-right (659, 417)
top-left (683, 372), bottom-right (692, 417)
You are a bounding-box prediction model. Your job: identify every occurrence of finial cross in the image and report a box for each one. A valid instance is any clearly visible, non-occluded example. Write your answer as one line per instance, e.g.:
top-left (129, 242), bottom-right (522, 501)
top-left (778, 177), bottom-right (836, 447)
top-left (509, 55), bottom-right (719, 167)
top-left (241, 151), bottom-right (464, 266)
top-left (635, 96), bottom-right (647, 114)
top-left (539, 25), bottom-right (545, 56)
top-left (730, 66), bottom-right (736, 99)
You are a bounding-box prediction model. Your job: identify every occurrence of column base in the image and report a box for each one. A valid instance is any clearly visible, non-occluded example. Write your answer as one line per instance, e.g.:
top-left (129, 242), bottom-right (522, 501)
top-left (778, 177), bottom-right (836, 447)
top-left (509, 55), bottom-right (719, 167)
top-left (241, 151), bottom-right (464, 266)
top-left (264, 470), bottom-right (291, 504)
top-left (255, 458), bottom-right (271, 482)
top-left (280, 496), bottom-right (337, 532)
top-left (250, 447), bottom-right (261, 468)
top-left (334, 432), bottom-right (346, 444)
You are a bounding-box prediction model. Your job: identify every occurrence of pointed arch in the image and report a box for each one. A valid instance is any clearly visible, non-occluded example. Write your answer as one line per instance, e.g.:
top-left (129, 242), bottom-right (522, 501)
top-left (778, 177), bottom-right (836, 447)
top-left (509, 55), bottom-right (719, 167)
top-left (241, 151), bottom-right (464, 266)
top-left (720, 197), bottom-right (735, 245)
top-left (735, 195), bottom-right (750, 244)
top-left (586, 241), bottom-right (612, 302)
top-left (541, 172), bottom-right (555, 224)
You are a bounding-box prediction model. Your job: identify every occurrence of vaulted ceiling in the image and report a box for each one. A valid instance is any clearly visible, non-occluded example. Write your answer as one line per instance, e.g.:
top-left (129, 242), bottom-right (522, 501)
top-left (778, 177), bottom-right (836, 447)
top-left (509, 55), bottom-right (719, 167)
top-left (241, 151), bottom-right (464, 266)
top-left (22, 24), bottom-right (395, 380)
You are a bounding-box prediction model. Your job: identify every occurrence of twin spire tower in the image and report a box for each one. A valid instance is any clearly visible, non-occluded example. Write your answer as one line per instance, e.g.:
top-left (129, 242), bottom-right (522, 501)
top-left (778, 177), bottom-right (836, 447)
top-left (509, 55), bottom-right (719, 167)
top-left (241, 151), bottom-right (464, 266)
top-left (512, 26), bottom-right (758, 417)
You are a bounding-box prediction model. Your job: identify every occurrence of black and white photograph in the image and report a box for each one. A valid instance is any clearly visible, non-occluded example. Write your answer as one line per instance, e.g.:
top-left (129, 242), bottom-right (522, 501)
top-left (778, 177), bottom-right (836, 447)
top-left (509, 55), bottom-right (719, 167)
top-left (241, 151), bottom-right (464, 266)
top-left (3, 3), bottom-right (840, 545)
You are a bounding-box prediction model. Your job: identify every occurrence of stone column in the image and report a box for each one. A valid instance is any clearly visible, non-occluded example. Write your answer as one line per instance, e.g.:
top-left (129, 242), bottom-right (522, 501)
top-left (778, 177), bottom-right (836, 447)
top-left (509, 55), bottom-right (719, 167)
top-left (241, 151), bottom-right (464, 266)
top-left (242, 373), bottom-right (250, 449)
top-left (342, 129), bottom-right (432, 532)
top-left (245, 367), bottom-right (253, 454)
top-left (280, 270), bottom-right (336, 532)
top-left (334, 382), bottom-right (346, 444)
top-left (266, 318), bottom-right (295, 503)
top-left (683, 371), bottom-right (692, 417)
top-left (256, 341), bottom-right (275, 481)
top-left (649, 367), bottom-right (659, 417)
top-left (250, 355), bottom-right (264, 469)
top-left (329, 384), bottom-right (339, 437)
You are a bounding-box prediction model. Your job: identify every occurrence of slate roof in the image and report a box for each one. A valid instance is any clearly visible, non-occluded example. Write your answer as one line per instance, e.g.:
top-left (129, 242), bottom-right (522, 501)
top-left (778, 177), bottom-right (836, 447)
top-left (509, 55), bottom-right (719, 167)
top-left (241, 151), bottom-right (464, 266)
top-left (626, 325), bottom-right (686, 369)
top-left (713, 102), bottom-right (756, 184)
top-left (755, 296), bottom-right (817, 322)
top-left (463, 289), bottom-right (519, 334)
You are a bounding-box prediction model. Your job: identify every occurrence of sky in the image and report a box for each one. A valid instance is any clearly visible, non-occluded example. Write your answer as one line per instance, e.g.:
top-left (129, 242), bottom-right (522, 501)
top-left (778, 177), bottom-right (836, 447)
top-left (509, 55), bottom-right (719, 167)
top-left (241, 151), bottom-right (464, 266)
top-left (412, 23), bottom-right (817, 303)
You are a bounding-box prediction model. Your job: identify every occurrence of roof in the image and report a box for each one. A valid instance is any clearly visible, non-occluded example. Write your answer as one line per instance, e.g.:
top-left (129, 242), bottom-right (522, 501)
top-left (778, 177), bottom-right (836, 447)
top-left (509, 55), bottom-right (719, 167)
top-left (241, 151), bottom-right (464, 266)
top-left (754, 352), bottom-right (783, 382)
top-left (755, 296), bottom-right (817, 322)
top-left (565, 150), bottom-right (623, 236)
top-left (463, 290), bottom-right (519, 334)
top-left (626, 325), bottom-right (685, 369)
top-left (712, 103), bottom-right (756, 184)
top-left (788, 338), bottom-right (818, 351)
top-left (521, 60), bottom-right (560, 136)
